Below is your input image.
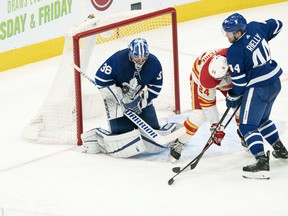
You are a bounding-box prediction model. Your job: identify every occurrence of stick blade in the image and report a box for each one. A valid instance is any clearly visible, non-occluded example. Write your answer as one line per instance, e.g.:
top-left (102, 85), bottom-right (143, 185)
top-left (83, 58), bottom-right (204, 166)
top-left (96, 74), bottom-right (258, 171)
top-left (168, 178), bottom-right (174, 185)
top-left (172, 167), bottom-right (181, 173)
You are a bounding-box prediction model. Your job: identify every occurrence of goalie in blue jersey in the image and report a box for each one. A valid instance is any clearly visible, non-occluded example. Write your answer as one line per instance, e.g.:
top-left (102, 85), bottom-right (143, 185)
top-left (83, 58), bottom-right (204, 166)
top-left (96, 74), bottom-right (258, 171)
top-left (81, 38), bottom-right (178, 158)
top-left (222, 13), bottom-right (288, 179)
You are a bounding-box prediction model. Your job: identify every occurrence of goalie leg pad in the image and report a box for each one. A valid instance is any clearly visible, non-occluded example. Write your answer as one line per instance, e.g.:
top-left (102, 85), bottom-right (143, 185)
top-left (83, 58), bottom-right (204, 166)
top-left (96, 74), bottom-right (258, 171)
top-left (81, 128), bottom-right (102, 154)
top-left (140, 123), bottom-right (181, 153)
top-left (94, 128), bottom-right (147, 158)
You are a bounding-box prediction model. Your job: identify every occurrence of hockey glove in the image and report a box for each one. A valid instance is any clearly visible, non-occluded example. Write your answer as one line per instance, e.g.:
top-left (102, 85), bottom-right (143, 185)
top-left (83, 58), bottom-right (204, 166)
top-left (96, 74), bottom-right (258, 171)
top-left (122, 86), bottom-right (149, 114)
top-left (226, 91), bottom-right (242, 108)
top-left (122, 95), bottom-right (142, 114)
top-left (210, 123), bottom-right (225, 146)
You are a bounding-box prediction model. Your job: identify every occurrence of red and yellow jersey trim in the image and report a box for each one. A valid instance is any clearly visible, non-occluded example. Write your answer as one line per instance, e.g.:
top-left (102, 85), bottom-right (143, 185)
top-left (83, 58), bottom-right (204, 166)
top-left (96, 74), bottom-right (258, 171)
top-left (183, 118), bottom-right (199, 135)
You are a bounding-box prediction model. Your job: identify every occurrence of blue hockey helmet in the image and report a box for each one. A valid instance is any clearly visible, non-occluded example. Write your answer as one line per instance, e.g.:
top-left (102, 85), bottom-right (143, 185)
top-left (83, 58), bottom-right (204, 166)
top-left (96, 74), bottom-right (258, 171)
top-left (222, 13), bottom-right (247, 33)
top-left (128, 38), bottom-right (149, 71)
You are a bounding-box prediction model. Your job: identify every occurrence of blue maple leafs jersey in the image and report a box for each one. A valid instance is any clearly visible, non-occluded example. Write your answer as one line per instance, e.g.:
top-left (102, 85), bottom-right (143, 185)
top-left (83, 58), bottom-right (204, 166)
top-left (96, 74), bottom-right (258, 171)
top-left (227, 19), bottom-right (283, 96)
top-left (95, 49), bottom-right (163, 104)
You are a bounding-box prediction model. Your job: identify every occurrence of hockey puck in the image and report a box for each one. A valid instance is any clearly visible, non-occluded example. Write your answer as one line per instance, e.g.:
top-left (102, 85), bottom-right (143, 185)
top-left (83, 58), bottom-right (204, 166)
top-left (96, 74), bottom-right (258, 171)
top-left (168, 178), bottom-right (174, 185)
top-left (122, 86), bottom-right (129, 94)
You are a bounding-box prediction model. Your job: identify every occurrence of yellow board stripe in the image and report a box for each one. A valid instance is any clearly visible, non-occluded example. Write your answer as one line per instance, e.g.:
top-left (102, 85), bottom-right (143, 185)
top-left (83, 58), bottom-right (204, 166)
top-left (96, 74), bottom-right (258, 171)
top-left (0, 37), bottom-right (64, 72)
top-left (175, 0), bottom-right (286, 22)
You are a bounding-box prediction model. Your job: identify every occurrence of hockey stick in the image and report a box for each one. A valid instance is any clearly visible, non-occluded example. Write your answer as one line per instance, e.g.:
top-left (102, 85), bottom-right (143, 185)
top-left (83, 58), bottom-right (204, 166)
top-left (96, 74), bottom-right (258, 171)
top-left (171, 106), bottom-right (239, 173)
top-left (74, 64), bottom-right (97, 85)
top-left (74, 65), bottom-right (186, 145)
top-left (124, 109), bottom-right (186, 145)
top-left (168, 106), bottom-right (240, 185)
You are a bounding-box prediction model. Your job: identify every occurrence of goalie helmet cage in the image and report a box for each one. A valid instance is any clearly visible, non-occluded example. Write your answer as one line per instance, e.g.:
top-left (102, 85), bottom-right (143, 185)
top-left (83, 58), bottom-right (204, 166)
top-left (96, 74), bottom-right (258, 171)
top-left (22, 7), bottom-right (180, 145)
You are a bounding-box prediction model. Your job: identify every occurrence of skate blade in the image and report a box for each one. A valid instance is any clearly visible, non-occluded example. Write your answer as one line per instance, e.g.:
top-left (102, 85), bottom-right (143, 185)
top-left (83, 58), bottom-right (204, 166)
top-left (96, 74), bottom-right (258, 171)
top-left (242, 170), bottom-right (270, 180)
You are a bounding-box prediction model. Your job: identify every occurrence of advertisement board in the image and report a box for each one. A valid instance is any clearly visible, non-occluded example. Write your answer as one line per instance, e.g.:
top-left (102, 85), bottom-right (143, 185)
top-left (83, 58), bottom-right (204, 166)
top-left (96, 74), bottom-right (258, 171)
top-left (0, 0), bottom-right (195, 52)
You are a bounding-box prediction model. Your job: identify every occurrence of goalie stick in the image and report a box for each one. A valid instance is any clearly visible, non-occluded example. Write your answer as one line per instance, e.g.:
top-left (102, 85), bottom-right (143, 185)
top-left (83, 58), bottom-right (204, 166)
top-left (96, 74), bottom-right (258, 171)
top-left (168, 106), bottom-right (240, 185)
top-left (124, 109), bottom-right (186, 145)
top-left (74, 64), bottom-right (186, 145)
top-left (74, 64), bottom-right (96, 85)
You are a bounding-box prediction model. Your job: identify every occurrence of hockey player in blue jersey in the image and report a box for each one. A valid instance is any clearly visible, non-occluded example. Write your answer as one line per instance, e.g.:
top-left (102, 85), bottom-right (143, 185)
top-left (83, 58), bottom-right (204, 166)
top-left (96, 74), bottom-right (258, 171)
top-left (222, 13), bottom-right (288, 179)
top-left (81, 38), bottom-right (178, 158)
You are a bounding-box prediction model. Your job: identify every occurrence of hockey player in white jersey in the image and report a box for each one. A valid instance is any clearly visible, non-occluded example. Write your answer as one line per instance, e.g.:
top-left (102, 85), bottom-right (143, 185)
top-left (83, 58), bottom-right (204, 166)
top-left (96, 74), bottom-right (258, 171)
top-left (222, 13), bottom-right (288, 179)
top-left (81, 38), bottom-right (179, 158)
top-left (170, 48), bottom-right (238, 162)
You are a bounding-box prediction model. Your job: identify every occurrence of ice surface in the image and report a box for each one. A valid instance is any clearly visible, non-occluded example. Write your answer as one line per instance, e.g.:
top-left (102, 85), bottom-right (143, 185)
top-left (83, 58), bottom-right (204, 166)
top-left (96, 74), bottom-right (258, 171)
top-left (0, 3), bottom-right (288, 216)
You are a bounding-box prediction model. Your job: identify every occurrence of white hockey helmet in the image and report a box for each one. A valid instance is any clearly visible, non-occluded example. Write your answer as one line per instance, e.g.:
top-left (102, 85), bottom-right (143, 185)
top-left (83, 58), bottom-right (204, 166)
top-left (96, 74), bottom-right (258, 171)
top-left (208, 55), bottom-right (229, 80)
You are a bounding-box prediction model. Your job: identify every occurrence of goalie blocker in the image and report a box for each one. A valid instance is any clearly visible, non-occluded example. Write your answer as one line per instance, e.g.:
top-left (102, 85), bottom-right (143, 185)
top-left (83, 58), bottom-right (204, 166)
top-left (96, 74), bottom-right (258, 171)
top-left (81, 123), bottom-right (179, 158)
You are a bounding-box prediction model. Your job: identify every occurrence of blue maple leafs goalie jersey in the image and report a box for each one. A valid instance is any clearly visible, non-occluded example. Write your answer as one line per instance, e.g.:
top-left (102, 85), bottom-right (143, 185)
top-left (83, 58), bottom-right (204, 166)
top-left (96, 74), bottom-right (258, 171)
top-left (94, 48), bottom-right (163, 105)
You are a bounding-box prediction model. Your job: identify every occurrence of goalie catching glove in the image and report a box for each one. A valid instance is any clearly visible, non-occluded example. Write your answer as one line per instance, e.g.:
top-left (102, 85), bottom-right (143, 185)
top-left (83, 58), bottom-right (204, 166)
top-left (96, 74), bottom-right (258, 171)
top-left (210, 123), bottom-right (225, 146)
top-left (122, 86), bottom-right (148, 114)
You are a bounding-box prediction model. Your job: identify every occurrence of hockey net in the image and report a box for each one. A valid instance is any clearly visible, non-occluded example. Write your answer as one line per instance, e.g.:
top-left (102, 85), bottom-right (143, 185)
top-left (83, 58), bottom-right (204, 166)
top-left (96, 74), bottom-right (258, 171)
top-left (22, 7), bottom-right (180, 145)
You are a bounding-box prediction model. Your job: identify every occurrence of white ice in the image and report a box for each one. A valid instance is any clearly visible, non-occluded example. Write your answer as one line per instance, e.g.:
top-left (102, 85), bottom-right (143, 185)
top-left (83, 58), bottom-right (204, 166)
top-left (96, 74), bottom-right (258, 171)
top-left (1, 2), bottom-right (288, 216)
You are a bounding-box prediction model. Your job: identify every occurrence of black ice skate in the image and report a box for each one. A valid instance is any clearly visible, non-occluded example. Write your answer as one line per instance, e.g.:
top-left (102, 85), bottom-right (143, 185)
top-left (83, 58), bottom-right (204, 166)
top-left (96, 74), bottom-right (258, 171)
top-left (272, 141), bottom-right (288, 159)
top-left (237, 129), bottom-right (248, 149)
top-left (242, 151), bottom-right (270, 180)
top-left (170, 139), bottom-right (185, 162)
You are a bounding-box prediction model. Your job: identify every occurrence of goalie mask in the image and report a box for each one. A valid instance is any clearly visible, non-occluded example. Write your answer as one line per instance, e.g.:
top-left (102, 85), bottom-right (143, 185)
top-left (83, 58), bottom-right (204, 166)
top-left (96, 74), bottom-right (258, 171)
top-left (128, 38), bottom-right (149, 71)
top-left (208, 55), bottom-right (229, 80)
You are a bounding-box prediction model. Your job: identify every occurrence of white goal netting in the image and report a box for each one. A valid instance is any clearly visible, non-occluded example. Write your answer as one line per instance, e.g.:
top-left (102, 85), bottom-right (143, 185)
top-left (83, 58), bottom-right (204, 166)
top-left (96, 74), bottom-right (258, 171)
top-left (22, 8), bottom-right (180, 144)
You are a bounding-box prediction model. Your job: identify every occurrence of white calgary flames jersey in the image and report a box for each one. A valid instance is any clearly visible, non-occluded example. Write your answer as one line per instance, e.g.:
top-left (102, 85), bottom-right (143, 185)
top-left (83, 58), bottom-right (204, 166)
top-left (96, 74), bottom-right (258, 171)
top-left (190, 48), bottom-right (232, 110)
